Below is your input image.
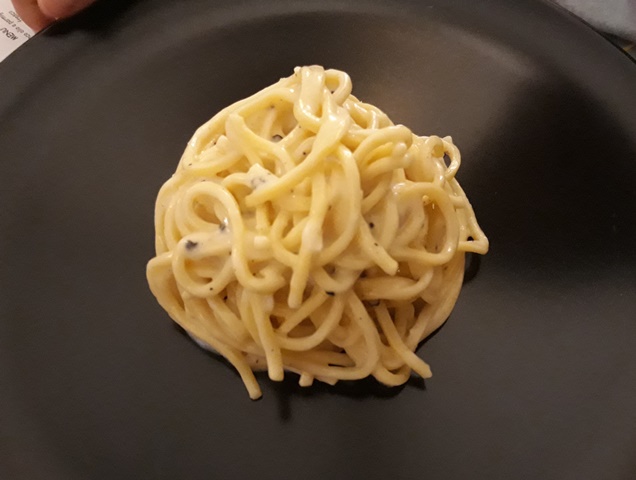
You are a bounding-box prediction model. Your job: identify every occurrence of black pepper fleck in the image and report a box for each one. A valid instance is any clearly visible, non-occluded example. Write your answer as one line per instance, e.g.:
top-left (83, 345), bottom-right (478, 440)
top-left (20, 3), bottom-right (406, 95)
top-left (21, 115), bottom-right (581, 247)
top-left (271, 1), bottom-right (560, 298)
top-left (326, 291), bottom-right (335, 296)
top-left (373, 242), bottom-right (379, 247)
top-left (185, 240), bottom-right (198, 251)
top-left (369, 222), bottom-right (375, 229)
top-left (223, 295), bottom-right (228, 301)
top-left (219, 223), bottom-right (227, 232)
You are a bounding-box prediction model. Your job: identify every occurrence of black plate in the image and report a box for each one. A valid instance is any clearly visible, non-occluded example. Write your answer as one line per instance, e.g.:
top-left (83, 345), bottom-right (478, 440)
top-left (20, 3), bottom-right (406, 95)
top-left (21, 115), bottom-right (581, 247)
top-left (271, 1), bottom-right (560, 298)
top-left (1, 0), bottom-right (635, 478)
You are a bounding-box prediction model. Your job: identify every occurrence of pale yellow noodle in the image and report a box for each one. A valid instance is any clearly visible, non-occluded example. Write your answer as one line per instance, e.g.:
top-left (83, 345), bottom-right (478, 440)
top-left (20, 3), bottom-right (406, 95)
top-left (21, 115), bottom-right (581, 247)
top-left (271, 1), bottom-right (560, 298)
top-left (146, 66), bottom-right (489, 399)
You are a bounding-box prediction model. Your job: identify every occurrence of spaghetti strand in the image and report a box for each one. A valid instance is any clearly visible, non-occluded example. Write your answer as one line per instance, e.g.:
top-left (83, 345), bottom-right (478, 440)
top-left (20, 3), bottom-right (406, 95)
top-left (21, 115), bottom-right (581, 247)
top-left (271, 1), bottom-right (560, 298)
top-left (146, 66), bottom-right (488, 399)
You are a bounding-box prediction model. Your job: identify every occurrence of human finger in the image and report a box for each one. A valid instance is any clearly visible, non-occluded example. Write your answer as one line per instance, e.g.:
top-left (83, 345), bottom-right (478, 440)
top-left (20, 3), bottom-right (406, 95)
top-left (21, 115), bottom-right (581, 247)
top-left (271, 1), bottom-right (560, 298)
top-left (11, 0), bottom-right (53, 31)
top-left (37, 0), bottom-right (96, 20)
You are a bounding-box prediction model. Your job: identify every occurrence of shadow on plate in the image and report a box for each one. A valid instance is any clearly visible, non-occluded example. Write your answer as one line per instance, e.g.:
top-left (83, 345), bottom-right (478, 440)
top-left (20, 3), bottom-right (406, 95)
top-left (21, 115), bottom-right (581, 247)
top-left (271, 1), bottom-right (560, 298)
top-left (44, 0), bottom-right (141, 36)
top-left (174, 319), bottom-right (451, 421)
top-left (463, 251), bottom-right (482, 285)
top-left (269, 375), bottom-right (425, 421)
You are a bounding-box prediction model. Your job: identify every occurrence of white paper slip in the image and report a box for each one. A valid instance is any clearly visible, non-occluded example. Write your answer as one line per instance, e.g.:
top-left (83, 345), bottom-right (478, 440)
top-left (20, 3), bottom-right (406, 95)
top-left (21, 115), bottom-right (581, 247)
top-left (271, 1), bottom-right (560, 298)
top-left (0, 0), bottom-right (34, 62)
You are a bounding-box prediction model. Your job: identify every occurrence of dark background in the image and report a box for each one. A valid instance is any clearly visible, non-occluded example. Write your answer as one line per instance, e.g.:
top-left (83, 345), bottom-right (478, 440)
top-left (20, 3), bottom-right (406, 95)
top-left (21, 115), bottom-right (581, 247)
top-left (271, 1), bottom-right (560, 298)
top-left (1, 0), bottom-right (635, 479)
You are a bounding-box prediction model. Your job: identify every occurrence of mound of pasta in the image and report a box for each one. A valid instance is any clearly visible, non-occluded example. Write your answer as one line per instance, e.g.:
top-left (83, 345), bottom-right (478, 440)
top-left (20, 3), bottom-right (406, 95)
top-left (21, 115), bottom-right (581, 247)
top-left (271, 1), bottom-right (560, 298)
top-left (147, 66), bottom-right (488, 399)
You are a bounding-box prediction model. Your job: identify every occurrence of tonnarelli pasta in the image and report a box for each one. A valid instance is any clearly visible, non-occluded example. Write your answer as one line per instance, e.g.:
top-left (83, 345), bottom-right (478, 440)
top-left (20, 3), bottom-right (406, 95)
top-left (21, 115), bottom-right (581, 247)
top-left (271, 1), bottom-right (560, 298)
top-left (147, 66), bottom-right (488, 399)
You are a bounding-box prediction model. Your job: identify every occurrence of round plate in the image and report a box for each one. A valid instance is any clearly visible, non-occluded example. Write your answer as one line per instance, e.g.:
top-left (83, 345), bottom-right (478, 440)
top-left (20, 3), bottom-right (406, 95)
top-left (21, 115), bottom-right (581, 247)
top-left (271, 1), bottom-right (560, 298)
top-left (1, 0), bottom-right (635, 478)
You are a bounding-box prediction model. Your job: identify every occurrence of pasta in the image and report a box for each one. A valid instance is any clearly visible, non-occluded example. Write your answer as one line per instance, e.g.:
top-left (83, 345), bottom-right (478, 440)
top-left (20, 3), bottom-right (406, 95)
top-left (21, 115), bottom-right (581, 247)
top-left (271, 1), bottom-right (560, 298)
top-left (146, 66), bottom-right (488, 399)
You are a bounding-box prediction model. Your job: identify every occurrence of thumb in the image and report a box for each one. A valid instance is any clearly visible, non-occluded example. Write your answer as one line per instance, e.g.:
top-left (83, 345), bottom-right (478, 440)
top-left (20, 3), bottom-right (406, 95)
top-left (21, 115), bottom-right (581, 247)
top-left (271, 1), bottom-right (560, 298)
top-left (37, 0), bottom-right (96, 20)
top-left (11, 0), bottom-right (53, 31)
